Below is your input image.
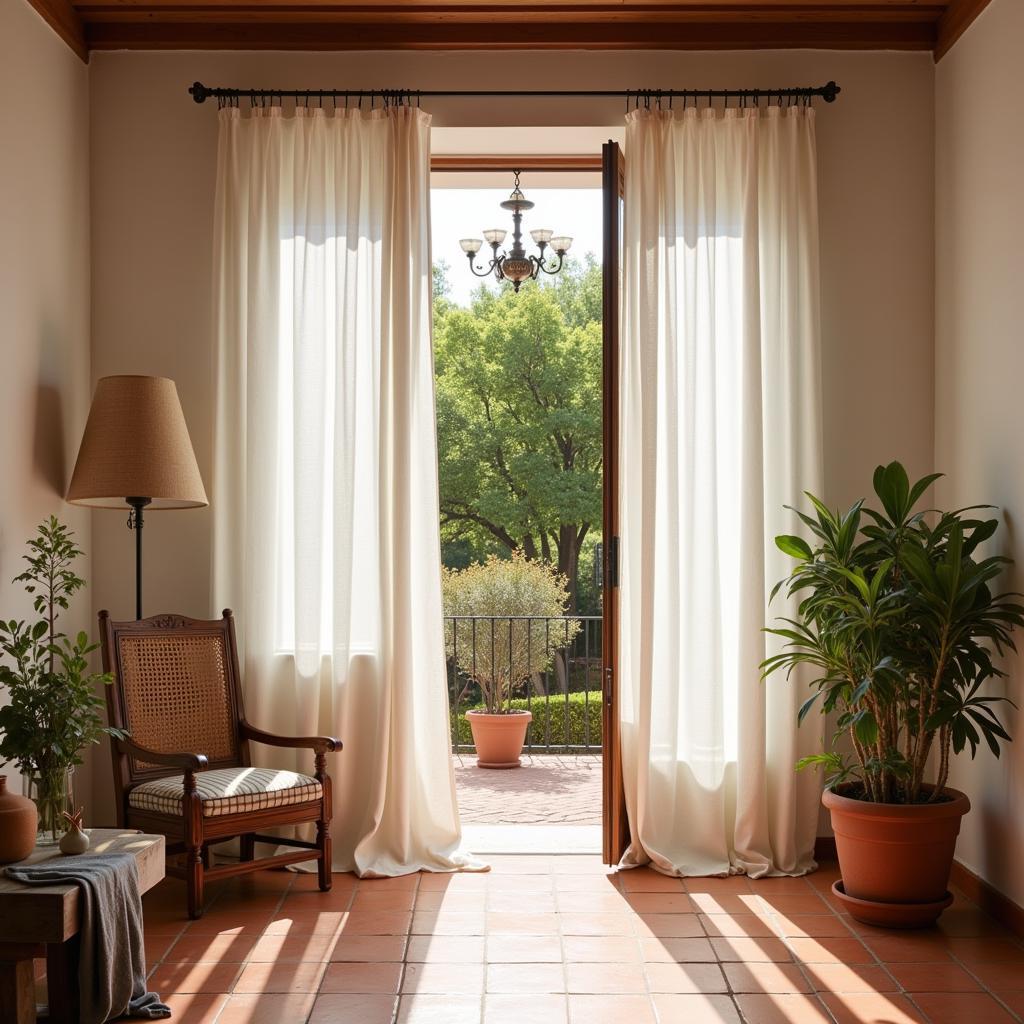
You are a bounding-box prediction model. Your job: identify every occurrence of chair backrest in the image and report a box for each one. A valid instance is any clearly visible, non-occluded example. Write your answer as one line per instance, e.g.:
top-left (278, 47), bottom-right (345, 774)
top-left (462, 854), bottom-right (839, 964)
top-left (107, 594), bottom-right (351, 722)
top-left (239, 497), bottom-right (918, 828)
top-left (100, 611), bottom-right (250, 798)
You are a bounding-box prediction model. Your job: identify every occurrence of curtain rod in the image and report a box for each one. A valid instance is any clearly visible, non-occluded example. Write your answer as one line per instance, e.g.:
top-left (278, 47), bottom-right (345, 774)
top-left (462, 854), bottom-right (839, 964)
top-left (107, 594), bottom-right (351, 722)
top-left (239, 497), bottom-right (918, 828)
top-left (188, 80), bottom-right (841, 107)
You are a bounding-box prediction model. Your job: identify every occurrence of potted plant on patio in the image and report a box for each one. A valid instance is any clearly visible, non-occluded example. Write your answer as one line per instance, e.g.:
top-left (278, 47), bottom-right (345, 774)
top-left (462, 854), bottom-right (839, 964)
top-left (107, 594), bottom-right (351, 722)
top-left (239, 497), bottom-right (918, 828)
top-left (763, 462), bottom-right (1023, 927)
top-left (443, 553), bottom-right (580, 768)
top-left (0, 517), bottom-right (124, 844)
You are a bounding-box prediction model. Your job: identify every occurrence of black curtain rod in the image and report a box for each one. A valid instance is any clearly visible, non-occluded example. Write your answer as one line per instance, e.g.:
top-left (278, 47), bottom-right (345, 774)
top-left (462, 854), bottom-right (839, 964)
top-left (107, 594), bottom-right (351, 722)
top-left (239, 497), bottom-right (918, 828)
top-left (189, 80), bottom-right (840, 106)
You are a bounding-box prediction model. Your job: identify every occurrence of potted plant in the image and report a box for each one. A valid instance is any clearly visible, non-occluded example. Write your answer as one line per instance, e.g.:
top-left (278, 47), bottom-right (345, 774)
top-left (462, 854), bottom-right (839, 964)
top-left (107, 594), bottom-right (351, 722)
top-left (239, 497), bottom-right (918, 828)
top-left (443, 553), bottom-right (580, 768)
top-left (0, 517), bottom-right (124, 844)
top-left (764, 463), bottom-right (1023, 927)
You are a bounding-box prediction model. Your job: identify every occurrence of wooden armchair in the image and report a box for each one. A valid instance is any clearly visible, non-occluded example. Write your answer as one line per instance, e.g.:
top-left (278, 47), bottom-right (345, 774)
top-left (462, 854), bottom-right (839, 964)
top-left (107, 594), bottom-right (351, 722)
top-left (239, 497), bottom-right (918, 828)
top-left (99, 610), bottom-right (341, 919)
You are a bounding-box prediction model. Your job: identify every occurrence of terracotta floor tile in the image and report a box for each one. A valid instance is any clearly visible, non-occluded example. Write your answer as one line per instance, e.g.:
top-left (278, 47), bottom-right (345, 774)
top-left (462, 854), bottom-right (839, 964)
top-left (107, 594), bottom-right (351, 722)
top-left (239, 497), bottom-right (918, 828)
top-left (396, 993), bottom-right (482, 1023)
top-left (944, 936), bottom-right (1024, 963)
top-left (888, 962), bottom-right (983, 992)
top-left (755, 894), bottom-right (832, 916)
top-left (566, 961), bottom-right (647, 994)
top-left (734, 993), bottom-right (833, 1024)
top-left (233, 960), bottom-right (326, 994)
top-left (644, 962), bottom-right (728, 994)
top-left (910, 992), bottom-right (1017, 1024)
top-left (350, 889), bottom-right (417, 912)
top-left (187, 910), bottom-right (276, 935)
top-left (486, 912), bottom-right (560, 934)
top-left (935, 907), bottom-right (1013, 938)
top-left (749, 877), bottom-right (815, 894)
top-left (412, 911), bottom-right (486, 935)
top-left (265, 909), bottom-right (348, 935)
top-left (819, 993), bottom-right (926, 1024)
top-left (217, 992), bottom-right (317, 1023)
top-left (557, 891), bottom-right (630, 914)
top-left (207, 892), bottom-right (283, 914)
top-left (360, 873), bottom-right (421, 891)
top-left (710, 937), bottom-right (793, 962)
top-left (803, 963), bottom-right (898, 994)
top-left (619, 868), bottom-right (687, 893)
top-left (164, 931), bottom-right (259, 963)
top-left (160, 992), bottom-right (229, 1023)
top-left (651, 993), bottom-right (742, 1024)
top-left (319, 962), bottom-right (403, 993)
top-left (861, 934), bottom-right (953, 963)
top-left (144, 934), bottom-right (177, 965)
top-left (487, 856), bottom-right (555, 875)
top-left (338, 911), bottom-right (411, 935)
top-left (807, 866), bottom-right (843, 890)
top-left (551, 857), bottom-right (617, 875)
top-left (996, 992), bottom-right (1024, 1017)
top-left (405, 935), bottom-right (486, 962)
top-left (483, 993), bottom-right (568, 1024)
top-left (487, 891), bottom-right (558, 913)
top-left (723, 962), bottom-right (812, 993)
top-left (558, 912), bottom-right (635, 936)
top-left (485, 933), bottom-right (563, 963)
top-left (961, 960), bottom-right (1024, 991)
top-left (788, 937), bottom-right (876, 965)
top-left (329, 935), bottom-right (407, 962)
top-left (567, 994), bottom-right (656, 1024)
top-left (700, 914), bottom-right (777, 938)
top-left (148, 961), bottom-right (242, 994)
top-left (685, 878), bottom-right (754, 895)
top-left (641, 937), bottom-right (717, 962)
top-left (417, 872), bottom-right (489, 892)
top-left (414, 892), bottom-right (487, 913)
top-left (626, 893), bottom-right (695, 914)
top-left (309, 993), bottom-right (398, 1024)
top-left (487, 875), bottom-right (555, 893)
top-left (249, 931), bottom-right (341, 962)
top-left (562, 935), bottom-right (640, 962)
top-left (687, 893), bottom-right (763, 915)
top-left (281, 889), bottom-right (355, 912)
top-left (293, 871), bottom-right (359, 892)
top-left (486, 962), bottom-right (567, 993)
top-left (632, 913), bottom-right (706, 939)
top-left (401, 962), bottom-right (485, 994)
top-left (771, 914), bottom-right (856, 938)
top-left (552, 874), bottom-right (623, 893)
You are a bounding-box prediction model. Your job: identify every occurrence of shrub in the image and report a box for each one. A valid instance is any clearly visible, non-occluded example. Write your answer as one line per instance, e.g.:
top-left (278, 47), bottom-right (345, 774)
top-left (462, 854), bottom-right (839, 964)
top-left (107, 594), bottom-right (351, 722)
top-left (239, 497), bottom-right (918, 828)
top-left (451, 690), bottom-right (603, 749)
top-left (442, 553), bottom-right (581, 713)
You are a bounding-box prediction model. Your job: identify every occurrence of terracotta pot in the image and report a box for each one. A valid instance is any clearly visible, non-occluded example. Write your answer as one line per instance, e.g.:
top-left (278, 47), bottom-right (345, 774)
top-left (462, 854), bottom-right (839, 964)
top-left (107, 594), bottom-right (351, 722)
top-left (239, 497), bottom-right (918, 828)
top-left (466, 710), bottom-right (533, 769)
top-left (0, 774), bottom-right (38, 864)
top-left (823, 783), bottom-right (970, 928)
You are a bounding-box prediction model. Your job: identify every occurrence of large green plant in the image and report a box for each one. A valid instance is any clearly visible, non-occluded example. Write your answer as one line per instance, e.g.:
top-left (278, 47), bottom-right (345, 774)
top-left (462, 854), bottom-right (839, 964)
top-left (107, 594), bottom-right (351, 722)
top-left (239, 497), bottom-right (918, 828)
top-left (443, 553), bottom-right (581, 714)
top-left (0, 518), bottom-right (123, 832)
top-left (763, 463), bottom-right (1024, 804)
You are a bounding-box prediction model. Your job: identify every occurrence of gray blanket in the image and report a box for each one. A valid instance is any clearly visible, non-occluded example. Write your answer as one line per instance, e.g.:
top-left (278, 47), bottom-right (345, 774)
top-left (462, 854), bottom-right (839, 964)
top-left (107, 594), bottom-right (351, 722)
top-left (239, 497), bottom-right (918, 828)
top-left (5, 852), bottom-right (171, 1023)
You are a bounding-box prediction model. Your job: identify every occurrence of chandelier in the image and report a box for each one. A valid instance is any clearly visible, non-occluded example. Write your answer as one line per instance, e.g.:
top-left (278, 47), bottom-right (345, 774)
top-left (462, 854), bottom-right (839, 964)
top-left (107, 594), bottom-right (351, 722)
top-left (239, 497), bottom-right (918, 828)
top-left (459, 171), bottom-right (573, 293)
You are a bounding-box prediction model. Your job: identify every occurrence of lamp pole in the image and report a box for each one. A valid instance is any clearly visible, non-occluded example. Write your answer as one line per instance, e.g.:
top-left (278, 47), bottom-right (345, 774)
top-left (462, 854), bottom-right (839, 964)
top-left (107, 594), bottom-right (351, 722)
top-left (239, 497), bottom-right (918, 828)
top-left (126, 496), bottom-right (151, 620)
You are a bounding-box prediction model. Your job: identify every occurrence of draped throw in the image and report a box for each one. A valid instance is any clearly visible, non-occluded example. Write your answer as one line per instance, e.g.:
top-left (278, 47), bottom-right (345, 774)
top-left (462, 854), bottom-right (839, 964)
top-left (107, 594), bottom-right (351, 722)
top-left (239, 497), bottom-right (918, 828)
top-left (211, 105), bottom-right (481, 876)
top-left (619, 105), bottom-right (824, 876)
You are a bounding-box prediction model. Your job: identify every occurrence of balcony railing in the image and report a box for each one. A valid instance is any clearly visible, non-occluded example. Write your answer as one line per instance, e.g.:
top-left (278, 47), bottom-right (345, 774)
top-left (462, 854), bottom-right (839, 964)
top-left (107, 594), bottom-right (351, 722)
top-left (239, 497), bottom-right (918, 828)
top-left (446, 615), bottom-right (603, 755)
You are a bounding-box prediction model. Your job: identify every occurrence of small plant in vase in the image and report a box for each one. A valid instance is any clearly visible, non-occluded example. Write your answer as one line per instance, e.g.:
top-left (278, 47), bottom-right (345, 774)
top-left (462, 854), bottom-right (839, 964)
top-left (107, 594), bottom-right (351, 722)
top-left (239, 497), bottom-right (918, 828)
top-left (0, 517), bottom-right (124, 844)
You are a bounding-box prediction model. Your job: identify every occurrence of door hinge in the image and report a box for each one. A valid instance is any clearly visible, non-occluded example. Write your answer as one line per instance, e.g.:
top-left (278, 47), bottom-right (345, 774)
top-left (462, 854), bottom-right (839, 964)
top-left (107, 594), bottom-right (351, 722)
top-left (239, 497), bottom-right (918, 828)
top-left (608, 536), bottom-right (620, 589)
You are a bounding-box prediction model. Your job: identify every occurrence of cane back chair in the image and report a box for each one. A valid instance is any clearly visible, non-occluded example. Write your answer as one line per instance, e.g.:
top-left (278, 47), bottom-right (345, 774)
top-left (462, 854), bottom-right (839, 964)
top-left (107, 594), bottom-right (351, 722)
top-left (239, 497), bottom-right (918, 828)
top-left (99, 610), bottom-right (341, 918)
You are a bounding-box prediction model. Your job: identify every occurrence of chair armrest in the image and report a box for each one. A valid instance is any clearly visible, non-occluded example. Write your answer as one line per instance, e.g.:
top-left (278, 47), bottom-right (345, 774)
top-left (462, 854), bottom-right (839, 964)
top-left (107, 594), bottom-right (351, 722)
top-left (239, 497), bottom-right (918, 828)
top-left (240, 720), bottom-right (342, 754)
top-left (118, 738), bottom-right (209, 772)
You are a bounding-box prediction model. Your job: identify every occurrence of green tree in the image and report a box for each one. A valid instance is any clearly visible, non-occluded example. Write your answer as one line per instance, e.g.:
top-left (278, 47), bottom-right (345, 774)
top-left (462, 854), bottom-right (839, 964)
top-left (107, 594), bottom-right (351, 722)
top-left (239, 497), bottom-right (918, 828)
top-left (433, 259), bottom-right (602, 612)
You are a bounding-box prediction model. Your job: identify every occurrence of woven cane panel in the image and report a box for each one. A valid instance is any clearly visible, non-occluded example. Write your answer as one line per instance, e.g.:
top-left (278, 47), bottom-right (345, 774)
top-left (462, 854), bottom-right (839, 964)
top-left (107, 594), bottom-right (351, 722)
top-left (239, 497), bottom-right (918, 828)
top-left (118, 633), bottom-right (239, 773)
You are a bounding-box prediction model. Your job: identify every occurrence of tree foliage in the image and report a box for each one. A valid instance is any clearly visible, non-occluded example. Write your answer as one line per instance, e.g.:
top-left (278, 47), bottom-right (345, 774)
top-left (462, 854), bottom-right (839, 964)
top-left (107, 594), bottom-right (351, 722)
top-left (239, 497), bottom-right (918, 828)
top-left (433, 257), bottom-right (603, 611)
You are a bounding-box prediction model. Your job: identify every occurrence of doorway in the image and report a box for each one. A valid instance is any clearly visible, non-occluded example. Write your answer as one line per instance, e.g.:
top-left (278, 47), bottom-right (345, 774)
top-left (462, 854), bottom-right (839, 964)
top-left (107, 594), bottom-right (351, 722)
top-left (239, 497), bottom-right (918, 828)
top-left (430, 149), bottom-right (625, 860)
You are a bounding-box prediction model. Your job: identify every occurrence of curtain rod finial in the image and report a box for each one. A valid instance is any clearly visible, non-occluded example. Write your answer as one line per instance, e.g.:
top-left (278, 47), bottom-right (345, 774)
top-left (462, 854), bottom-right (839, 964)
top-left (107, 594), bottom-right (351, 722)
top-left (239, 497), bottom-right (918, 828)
top-left (190, 82), bottom-right (210, 104)
top-left (822, 81), bottom-right (840, 103)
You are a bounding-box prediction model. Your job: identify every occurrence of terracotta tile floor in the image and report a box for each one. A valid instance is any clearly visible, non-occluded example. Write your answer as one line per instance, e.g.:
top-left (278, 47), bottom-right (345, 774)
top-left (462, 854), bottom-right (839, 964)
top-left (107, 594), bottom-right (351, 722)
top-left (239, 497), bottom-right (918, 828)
top-left (122, 858), bottom-right (1024, 1023)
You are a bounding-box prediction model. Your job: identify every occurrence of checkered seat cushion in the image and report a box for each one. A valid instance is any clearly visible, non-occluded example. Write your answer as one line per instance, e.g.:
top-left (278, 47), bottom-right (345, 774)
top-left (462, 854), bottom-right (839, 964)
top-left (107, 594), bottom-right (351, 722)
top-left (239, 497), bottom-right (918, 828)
top-left (128, 766), bottom-right (322, 818)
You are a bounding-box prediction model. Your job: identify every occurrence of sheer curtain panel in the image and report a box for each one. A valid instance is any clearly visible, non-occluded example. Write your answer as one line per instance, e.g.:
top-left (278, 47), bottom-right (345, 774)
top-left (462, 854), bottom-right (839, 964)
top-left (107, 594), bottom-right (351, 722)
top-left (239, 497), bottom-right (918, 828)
top-left (619, 105), bottom-right (824, 877)
top-left (212, 104), bottom-right (481, 876)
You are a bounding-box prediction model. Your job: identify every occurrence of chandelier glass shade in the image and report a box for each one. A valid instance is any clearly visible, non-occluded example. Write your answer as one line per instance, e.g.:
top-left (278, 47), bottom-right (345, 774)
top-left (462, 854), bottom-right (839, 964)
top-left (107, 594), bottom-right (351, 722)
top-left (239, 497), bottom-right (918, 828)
top-left (459, 171), bottom-right (573, 293)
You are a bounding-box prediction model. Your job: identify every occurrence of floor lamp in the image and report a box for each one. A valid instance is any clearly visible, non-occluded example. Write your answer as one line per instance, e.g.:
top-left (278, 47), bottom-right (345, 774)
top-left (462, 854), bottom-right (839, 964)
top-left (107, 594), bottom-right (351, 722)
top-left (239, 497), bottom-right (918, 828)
top-left (67, 375), bottom-right (208, 619)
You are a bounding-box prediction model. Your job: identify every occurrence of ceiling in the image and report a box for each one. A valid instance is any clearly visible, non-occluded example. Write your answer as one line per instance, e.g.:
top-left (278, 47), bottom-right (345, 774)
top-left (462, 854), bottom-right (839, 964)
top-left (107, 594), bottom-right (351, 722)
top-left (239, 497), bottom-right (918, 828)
top-left (32, 0), bottom-right (991, 64)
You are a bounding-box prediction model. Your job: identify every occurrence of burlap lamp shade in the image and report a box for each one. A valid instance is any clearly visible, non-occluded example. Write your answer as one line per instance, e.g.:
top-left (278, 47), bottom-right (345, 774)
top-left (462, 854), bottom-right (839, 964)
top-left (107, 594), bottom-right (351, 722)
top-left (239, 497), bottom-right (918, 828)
top-left (67, 375), bottom-right (207, 617)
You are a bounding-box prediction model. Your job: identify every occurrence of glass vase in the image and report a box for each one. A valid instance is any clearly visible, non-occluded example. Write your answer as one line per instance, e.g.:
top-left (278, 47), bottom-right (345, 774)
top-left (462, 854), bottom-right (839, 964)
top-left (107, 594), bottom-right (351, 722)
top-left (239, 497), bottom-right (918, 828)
top-left (23, 768), bottom-right (74, 846)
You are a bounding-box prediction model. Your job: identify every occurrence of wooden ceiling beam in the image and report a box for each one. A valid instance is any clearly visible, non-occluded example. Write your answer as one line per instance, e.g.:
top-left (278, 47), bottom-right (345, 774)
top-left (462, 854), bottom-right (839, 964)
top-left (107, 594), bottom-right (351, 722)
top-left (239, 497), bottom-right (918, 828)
top-left (934, 0), bottom-right (992, 60)
top-left (26, 0), bottom-right (89, 62)
top-left (84, 17), bottom-right (937, 51)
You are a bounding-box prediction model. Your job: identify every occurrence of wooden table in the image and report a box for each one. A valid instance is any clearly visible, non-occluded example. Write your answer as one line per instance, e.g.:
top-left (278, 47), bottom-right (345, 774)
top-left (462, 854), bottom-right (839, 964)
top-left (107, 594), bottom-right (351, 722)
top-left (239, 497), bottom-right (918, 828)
top-left (0, 829), bottom-right (165, 1024)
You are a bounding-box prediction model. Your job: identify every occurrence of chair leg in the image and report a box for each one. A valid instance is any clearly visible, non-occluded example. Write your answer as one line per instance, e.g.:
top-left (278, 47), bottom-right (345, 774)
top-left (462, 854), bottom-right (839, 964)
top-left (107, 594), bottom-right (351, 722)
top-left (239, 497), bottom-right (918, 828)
top-left (317, 820), bottom-right (332, 892)
top-left (240, 834), bottom-right (255, 862)
top-left (186, 845), bottom-right (205, 919)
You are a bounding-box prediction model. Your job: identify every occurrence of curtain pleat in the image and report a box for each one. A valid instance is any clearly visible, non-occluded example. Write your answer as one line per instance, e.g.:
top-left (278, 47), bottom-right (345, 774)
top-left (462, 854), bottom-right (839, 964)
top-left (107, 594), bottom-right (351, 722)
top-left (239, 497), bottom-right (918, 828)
top-left (619, 105), bottom-right (824, 877)
top-left (212, 105), bottom-right (483, 876)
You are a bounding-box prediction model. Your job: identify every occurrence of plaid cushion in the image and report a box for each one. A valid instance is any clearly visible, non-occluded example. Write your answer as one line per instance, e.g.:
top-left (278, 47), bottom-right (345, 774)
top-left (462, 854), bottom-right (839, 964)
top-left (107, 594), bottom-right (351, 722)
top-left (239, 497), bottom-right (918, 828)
top-left (128, 766), bottom-right (322, 818)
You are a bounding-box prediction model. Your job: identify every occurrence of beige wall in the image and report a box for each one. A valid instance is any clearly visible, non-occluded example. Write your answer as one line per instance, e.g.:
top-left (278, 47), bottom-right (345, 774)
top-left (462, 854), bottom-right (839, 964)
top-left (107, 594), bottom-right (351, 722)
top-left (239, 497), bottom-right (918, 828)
top-left (0, 3), bottom-right (92, 798)
top-left (936, 0), bottom-right (1024, 909)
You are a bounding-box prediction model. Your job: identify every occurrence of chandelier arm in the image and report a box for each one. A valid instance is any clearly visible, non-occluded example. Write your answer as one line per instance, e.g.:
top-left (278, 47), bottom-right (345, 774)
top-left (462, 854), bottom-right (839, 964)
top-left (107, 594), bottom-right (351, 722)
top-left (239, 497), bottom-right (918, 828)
top-left (535, 251), bottom-right (566, 276)
top-left (467, 259), bottom-right (499, 278)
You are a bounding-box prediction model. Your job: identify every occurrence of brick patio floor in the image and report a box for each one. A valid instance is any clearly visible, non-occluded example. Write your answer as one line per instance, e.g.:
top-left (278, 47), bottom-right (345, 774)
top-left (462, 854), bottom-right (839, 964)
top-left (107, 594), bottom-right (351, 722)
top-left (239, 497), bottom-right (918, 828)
top-left (453, 754), bottom-right (602, 826)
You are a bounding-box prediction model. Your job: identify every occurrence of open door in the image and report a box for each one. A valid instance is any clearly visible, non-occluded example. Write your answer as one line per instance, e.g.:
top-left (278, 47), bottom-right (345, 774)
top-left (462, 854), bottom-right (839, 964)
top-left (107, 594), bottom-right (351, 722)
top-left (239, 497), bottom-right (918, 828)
top-left (602, 140), bottom-right (629, 865)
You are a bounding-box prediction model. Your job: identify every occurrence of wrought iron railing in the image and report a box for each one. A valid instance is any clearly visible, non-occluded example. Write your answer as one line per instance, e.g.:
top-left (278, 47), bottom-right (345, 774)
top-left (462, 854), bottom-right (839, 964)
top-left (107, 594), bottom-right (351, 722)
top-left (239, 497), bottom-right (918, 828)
top-left (445, 615), bottom-right (603, 755)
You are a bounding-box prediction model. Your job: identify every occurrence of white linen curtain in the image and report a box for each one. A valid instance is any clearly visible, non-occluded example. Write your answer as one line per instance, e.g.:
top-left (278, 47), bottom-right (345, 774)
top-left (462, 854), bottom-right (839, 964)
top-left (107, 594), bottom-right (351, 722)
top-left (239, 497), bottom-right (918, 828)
top-left (619, 105), bottom-right (824, 877)
top-left (211, 104), bottom-right (481, 876)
